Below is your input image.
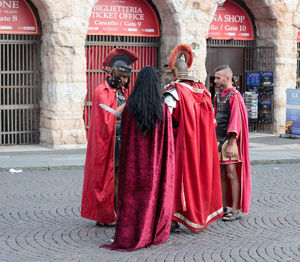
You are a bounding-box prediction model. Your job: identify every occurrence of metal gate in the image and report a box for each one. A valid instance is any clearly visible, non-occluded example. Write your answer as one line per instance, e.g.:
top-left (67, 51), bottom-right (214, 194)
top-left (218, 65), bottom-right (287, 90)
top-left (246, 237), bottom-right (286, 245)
top-left (0, 34), bottom-right (41, 145)
top-left (84, 35), bottom-right (160, 130)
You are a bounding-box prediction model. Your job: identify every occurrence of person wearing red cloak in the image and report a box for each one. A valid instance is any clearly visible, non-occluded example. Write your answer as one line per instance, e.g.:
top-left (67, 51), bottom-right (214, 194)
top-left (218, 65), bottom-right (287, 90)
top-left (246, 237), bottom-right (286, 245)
top-left (164, 44), bottom-right (223, 233)
top-left (102, 66), bottom-right (175, 251)
top-left (81, 48), bottom-right (138, 226)
top-left (213, 65), bottom-right (251, 221)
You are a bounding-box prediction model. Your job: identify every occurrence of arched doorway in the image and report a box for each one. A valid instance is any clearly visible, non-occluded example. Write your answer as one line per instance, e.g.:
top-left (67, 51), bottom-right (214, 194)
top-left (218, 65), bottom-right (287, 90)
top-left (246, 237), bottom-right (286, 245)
top-left (83, 0), bottom-right (161, 133)
top-left (0, 0), bottom-right (41, 145)
top-left (206, 0), bottom-right (275, 133)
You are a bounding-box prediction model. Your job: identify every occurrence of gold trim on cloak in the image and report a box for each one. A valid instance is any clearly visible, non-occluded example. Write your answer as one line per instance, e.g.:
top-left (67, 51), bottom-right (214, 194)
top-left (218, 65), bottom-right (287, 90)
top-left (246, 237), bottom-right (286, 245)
top-left (174, 207), bottom-right (223, 229)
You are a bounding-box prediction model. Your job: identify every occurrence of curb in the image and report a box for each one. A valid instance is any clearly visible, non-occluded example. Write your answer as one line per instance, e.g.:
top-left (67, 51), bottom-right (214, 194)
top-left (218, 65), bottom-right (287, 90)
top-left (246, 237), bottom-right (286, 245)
top-left (250, 159), bottom-right (300, 165)
top-left (0, 165), bottom-right (85, 172)
top-left (1, 159), bottom-right (300, 172)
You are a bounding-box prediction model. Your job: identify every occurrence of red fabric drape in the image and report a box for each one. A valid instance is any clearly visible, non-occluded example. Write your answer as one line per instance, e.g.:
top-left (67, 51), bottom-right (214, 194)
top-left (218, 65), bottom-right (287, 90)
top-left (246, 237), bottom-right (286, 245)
top-left (169, 81), bottom-right (223, 231)
top-left (81, 81), bottom-right (128, 224)
top-left (102, 103), bottom-right (175, 251)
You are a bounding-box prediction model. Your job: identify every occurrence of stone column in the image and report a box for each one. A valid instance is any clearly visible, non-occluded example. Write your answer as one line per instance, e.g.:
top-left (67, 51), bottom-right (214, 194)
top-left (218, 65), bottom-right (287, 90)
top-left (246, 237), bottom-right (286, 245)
top-left (153, 0), bottom-right (220, 84)
top-left (37, 0), bottom-right (96, 147)
top-left (272, 1), bottom-right (298, 135)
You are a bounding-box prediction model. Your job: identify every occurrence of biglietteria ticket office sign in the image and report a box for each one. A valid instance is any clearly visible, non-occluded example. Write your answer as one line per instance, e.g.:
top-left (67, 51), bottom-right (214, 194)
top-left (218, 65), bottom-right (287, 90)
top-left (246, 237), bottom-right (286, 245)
top-left (87, 0), bottom-right (160, 37)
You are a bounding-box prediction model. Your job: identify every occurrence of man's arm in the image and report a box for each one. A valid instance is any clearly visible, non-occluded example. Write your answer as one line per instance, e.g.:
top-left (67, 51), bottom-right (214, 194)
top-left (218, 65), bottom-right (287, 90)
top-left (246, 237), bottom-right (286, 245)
top-left (225, 133), bottom-right (237, 157)
top-left (164, 87), bottom-right (178, 114)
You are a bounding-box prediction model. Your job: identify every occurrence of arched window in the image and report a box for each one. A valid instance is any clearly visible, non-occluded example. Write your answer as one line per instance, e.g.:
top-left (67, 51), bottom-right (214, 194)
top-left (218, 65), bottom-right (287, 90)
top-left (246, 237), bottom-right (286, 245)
top-left (84, 0), bottom-right (161, 132)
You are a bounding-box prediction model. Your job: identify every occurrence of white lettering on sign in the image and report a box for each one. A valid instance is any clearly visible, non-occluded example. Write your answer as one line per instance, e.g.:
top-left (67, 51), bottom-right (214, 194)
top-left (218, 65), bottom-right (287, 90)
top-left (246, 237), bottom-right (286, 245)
top-left (0, 0), bottom-right (19, 9)
top-left (92, 11), bottom-right (117, 19)
top-left (225, 25), bottom-right (238, 31)
top-left (94, 4), bottom-right (142, 14)
top-left (210, 24), bottom-right (218, 31)
top-left (119, 12), bottom-right (144, 20)
top-left (213, 14), bottom-right (223, 22)
top-left (240, 25), bottom-right (246, 31)
top-left (0, 15), bottom-right (11, 21)
top-left (124, 21), bottom-right (136, 26)
top-left (94, 20), bottom-right (118, 26)
top-left (224, 15), bottom-right (245, 23)
top-left (92, 4), bottom-right (144, 21)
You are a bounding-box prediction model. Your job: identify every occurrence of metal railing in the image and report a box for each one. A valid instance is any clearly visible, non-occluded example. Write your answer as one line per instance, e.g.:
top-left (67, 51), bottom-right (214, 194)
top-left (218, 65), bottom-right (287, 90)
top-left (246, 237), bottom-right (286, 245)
top-left (0, 34), bottom-right (41, 145)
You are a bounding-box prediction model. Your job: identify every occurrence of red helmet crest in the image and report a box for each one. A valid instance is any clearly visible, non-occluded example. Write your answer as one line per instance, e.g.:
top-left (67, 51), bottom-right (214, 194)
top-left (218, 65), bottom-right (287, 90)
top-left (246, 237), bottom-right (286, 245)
top-left (168, 44), bottom-right (193, 70)
top-left (103, 48), bottom-right (138, 68)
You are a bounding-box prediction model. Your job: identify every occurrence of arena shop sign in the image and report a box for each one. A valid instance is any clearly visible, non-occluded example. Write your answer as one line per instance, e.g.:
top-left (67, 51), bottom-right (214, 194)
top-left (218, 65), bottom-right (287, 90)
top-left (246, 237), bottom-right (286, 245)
top-left (0, 0), bottom-right (39, 34)
top-left (87, 0), bottom-right (160, 37)
top-left (207, 0), bottom-right (254, 41)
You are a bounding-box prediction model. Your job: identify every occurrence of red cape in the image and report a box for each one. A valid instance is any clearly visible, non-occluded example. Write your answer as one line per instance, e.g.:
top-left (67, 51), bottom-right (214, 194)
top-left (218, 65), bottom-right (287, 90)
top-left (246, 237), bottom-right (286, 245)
top-left (214, 87), bottom-right (251, 213)
top-left (81, 81), bottom-right (128, 224)
top-left (168, 81), bottom-right (223, 231)
top-left (102, 103), bottom-right (175, 251)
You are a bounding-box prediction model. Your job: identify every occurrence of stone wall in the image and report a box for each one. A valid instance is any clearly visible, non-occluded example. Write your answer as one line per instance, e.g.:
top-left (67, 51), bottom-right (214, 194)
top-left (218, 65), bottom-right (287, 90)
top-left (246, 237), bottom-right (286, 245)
top-left (153, 0), bottom-right (222, 83)
top-left (28, 0), bottom-right (300, 146)
top-left (31, 0), bottom-right (97, 147)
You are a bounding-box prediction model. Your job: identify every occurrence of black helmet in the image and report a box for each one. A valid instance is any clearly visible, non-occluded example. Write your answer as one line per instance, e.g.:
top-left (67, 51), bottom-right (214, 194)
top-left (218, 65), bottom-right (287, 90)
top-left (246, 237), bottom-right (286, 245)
top-left (102, 48), bottom-right (138, 77)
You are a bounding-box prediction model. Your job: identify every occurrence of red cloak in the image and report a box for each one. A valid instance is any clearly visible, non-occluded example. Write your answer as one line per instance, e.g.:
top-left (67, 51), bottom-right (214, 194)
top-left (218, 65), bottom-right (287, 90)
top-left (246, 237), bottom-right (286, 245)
top-left (167, 81), bottom-right (223, 232)
top-left (81, 80), bottom-right (128, 224)
top-left (102, 103), bottom-right (175, 251)
top-left (214, 87), bottom-right (251, 213)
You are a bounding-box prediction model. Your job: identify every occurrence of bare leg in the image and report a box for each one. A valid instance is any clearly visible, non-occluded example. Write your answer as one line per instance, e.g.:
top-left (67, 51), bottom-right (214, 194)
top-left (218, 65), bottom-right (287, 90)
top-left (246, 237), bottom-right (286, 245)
top-left (225, 163), bottom-right (240, 212)
top-left (220, 164), bottom-right (228, 210)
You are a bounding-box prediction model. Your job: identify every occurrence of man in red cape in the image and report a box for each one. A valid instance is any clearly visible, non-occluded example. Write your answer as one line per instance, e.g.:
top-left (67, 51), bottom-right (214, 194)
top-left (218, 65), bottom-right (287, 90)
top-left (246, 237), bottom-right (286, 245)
top-left (164, 44), bottom-right (223, 232)
top-left (81, 48), bottom-right (138, 225)
top-left (214, 65), bottom-right (251, 221)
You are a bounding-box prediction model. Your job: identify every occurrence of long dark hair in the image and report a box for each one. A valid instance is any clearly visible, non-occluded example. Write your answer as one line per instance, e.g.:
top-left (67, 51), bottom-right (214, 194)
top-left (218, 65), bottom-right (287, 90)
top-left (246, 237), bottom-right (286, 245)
top-left (127, 66), bottom-right (163, 135)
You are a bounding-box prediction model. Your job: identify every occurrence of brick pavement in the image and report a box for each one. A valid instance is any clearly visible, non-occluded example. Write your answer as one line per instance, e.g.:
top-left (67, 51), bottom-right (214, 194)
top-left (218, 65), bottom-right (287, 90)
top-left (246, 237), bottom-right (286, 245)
top-left (0, 163), bottom-right (300, 262)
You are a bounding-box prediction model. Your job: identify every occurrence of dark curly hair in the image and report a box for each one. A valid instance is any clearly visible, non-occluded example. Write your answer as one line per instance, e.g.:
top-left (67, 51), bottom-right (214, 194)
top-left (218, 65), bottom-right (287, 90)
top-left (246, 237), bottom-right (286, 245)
top-left (126, 66), bottom-right (163, 135)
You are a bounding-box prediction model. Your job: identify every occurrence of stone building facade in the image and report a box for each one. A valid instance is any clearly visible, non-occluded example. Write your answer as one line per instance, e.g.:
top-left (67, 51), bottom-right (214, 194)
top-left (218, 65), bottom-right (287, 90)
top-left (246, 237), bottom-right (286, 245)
top-left (1, 0), bottom-right (300, 147)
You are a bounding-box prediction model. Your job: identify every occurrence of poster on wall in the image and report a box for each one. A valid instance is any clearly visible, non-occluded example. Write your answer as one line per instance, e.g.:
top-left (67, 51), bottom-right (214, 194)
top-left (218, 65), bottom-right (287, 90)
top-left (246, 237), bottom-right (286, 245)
top-left (258, 71), bottom-right (273, 95)
top-left (207, 0), bottom-right (254, 41)
top-left (87, 0), bottom-right (160, 37)
top-left (246, 72), bottom-right (260, 92)
top-left (286, 89), bottom-right (300, 136)
top-left (0, 0), bottom-right (39, 35)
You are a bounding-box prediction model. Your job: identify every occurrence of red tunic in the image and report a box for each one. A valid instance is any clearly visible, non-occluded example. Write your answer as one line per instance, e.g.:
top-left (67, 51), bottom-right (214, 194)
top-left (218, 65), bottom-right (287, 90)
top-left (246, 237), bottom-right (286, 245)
top-left (81, 81), bottom-right (128, 224)
top-left (167, 81), bottom-right (223, 232)
top-left (102, 103), bottom-right (175, 251)
top-left (214, 87), bottom-right (251, 213)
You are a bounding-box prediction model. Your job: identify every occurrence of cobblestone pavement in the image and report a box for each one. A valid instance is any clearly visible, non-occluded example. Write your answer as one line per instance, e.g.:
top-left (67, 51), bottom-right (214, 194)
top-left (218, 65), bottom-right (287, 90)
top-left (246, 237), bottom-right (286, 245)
top-left (1, 163), bottom-right (300, 262)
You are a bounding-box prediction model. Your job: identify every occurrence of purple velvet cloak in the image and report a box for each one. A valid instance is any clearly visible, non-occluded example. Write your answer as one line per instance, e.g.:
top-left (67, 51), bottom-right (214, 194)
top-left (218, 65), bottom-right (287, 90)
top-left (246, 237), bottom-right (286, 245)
top-left (102, 103), bottom-right (175, 251)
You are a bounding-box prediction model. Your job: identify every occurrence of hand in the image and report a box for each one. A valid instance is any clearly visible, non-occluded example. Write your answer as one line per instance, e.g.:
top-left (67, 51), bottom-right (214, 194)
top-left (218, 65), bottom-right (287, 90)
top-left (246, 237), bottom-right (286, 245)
top-left (226, 135), bottom-right (237, 157)
top-left (116, 103), bottom-right (126, 113)
top-left (225, 144), bottom-right (235, 157)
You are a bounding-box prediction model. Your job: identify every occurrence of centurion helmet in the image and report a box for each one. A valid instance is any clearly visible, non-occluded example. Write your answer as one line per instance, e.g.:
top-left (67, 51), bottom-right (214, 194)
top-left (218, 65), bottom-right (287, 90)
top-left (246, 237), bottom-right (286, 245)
top-left (102, 48), bottom-right (138, 77)
top-left (168, 44), bottom-right (197, 81)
